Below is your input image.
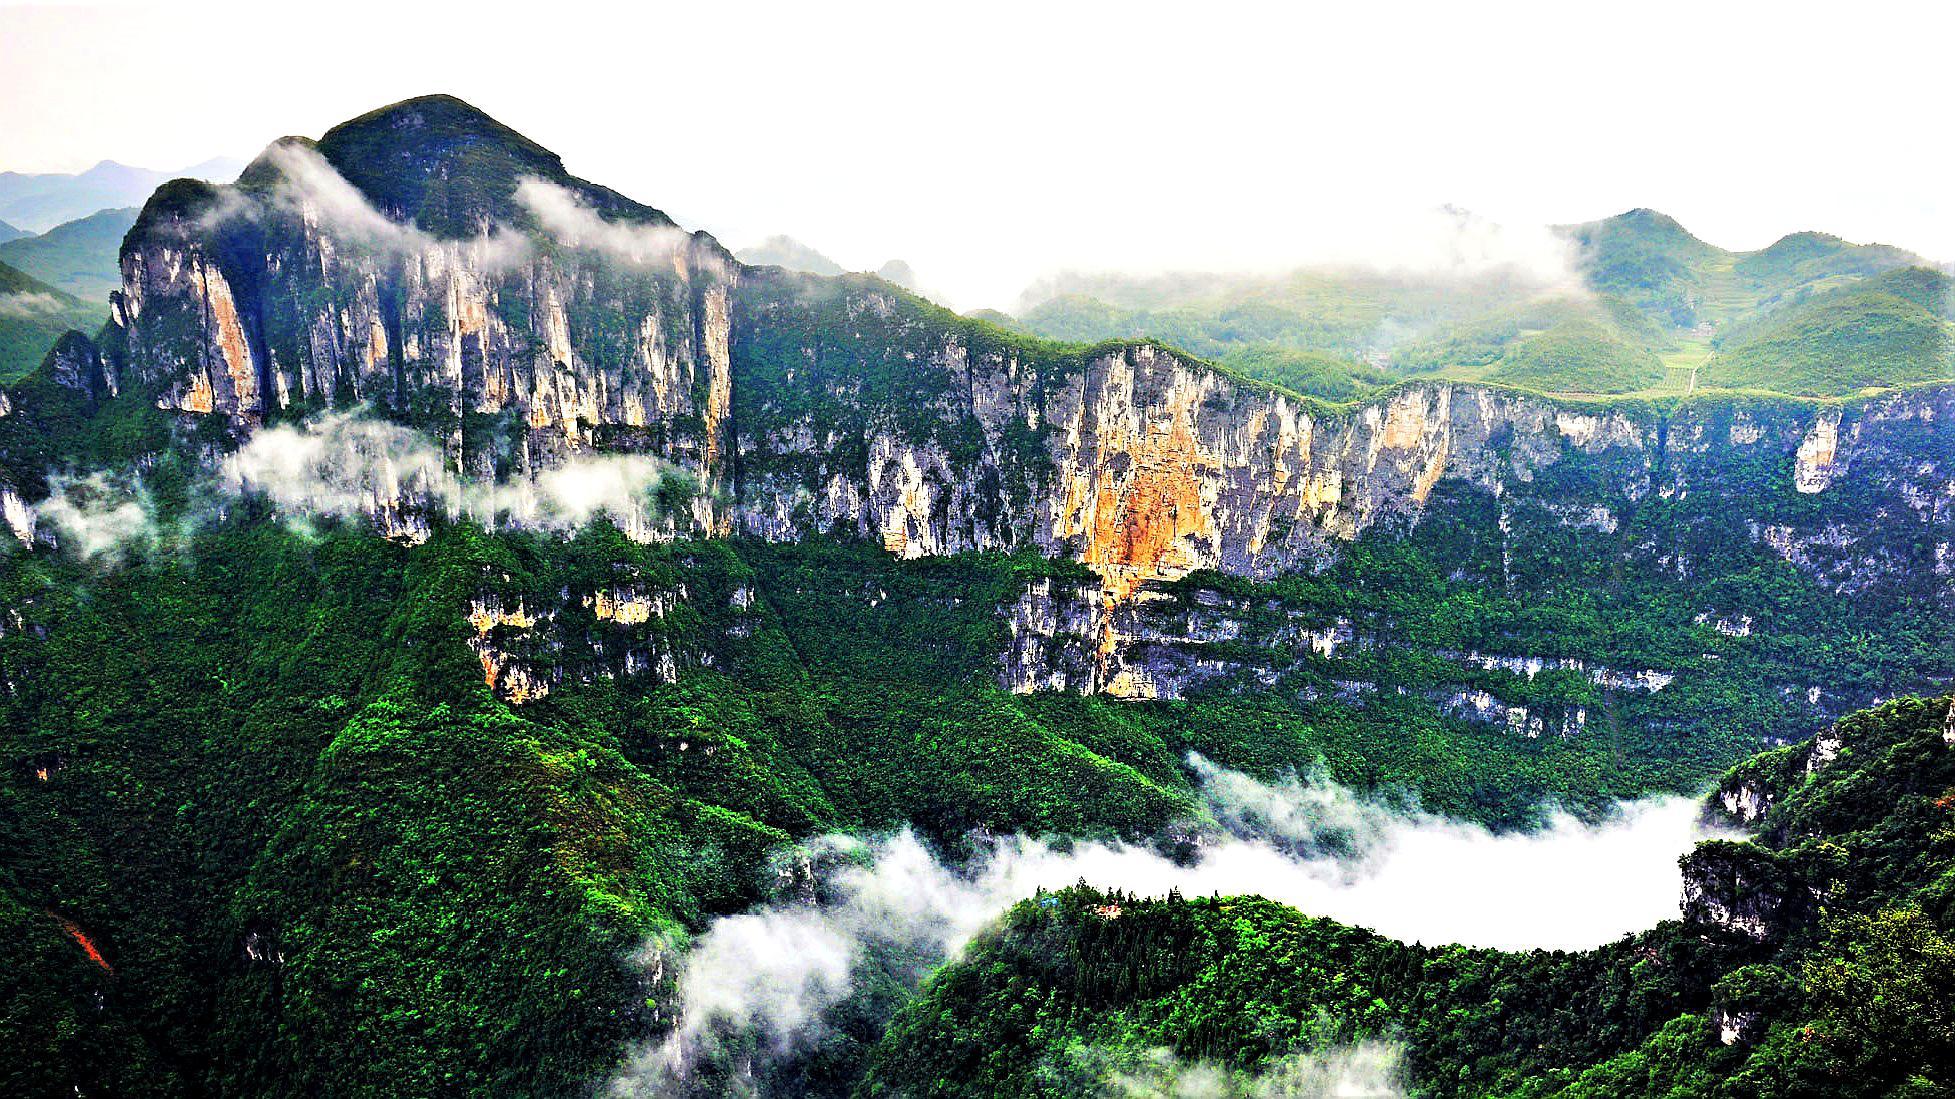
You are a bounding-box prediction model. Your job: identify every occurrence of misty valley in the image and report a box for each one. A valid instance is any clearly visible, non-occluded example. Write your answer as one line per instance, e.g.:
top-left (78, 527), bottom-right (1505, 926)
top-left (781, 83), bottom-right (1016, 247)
top-left (0, 88), bottom-right (1950, 1099)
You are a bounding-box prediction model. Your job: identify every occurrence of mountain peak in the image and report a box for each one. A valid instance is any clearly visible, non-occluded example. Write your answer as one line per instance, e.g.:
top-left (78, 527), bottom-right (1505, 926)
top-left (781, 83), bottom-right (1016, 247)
top-left (1604, 208), bottom-right (1710, 247)
top-left (308, 94), bottom-right (572, 236)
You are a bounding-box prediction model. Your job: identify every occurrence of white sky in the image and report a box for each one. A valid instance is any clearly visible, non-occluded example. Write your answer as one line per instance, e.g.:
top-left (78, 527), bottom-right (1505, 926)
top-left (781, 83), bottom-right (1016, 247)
top-left (2, 0), bottom-right (1950, 309)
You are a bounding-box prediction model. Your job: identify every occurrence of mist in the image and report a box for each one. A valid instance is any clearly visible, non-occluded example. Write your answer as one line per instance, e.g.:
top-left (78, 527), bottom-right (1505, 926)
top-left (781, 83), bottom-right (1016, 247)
top-left (31, 471), bottom-right (156, 562)
top-left (1010, 203), bottom-right (1585, 314)
top-left (1092, 1042), bottom-right (1405, 1099)
top-left (515, 179), bottom-right (714, 272)
top-left (223, 410), bottom-right (680, 536)
top-left (251, 142), bottom-right (536, 269)
top-left (610, 756), bottom-right (1724, 1095)
top-left (0, 291), bottom-right (72, 317)
top-left (2, 409), bottom-right (685, 561)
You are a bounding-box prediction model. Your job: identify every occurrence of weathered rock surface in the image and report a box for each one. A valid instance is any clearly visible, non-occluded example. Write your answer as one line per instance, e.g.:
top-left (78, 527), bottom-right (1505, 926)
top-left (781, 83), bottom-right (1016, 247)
top-left (13, 97), bottom-right (1955, 703)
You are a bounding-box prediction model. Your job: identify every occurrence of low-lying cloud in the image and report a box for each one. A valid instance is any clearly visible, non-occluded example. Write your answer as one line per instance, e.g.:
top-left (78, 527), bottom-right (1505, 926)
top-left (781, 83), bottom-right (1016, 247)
top-left (1009, 204), bottom-right (1585, 317)
top-left (611, 756), bottom-right (1723, 1095)
top-left (205, 142), bottom-right (535, 271)
top-left (30, 471), bottom-right (157, 562)
top-left (6, 411), bottom-right (685, 561)
top-left (0, 291), bottom-right (73, 318)
top-left (1090, 1041), bottom-right (1404, 1099)
top-left (223, 410), bottom-right (679, 535)
top-left (516, 179), bottom-right (713, 272)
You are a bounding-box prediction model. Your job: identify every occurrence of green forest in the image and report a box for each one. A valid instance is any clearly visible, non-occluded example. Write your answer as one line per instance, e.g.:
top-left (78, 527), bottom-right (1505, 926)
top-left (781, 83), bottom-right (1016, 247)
top-left (866, 694), bottom-right (1955, 1097)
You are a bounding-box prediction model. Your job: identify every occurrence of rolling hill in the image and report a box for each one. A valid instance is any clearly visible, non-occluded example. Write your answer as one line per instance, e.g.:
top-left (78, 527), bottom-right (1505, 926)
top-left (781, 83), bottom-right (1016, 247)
top-left (1704, 266), bottom-right (1955, 395)
top-left (0, 207), bottom-right (136, 302)
top-left (1004, 210), bottom-right (1942, 400)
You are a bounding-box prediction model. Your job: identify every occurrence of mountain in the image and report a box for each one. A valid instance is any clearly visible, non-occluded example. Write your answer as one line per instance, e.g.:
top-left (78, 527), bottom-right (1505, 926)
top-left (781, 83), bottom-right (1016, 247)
top-left (0, 218), bottom-right (27, 245)
top-left (738, 233), bottom-right (922, 290)
top-left (1565, 207), bottom-right (1724, 326)
top-left (0, 95), bottom-right (1949, 1097)
top-left (873, 257), bottom-right (919, 290)
top-left (1006, 210), bottom-right (1938, 400)
top-left (1393, 292), bottom-right (1672, 393)
top-left (0, 259), bottom-right (102, 383)
top-left (0, 206), bottom-right (138, 302)
top-left (0, 156), bottom-right (241, 233)
top-left (737, 234), bottom-right (846, 275)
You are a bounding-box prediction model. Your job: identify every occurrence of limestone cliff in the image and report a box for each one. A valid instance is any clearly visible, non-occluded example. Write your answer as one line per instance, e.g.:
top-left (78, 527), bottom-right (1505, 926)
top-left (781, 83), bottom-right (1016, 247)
top-left (16, 97), bottom-right (1955, 704)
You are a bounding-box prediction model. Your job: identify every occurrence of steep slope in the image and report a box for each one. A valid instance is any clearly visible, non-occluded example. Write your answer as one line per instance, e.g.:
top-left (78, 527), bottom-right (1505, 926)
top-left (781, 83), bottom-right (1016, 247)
top-left (5, 95), bottom-right (1949, 701)
top-left (0, 206), bottom-right (137, 302)
top-left (0, 217), bottom-right (27, 244)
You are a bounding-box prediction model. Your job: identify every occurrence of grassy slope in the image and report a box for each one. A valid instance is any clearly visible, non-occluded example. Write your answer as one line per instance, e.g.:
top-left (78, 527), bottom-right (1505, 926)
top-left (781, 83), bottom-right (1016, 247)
top-left (0, 259), bottom-right (100, 383)
top-left (1008, 211), bottom-right (1938, 401)
top-left (1705, 267), bottom-right (1954, 396)
top-left (0, 207), bottom-right (136, 302)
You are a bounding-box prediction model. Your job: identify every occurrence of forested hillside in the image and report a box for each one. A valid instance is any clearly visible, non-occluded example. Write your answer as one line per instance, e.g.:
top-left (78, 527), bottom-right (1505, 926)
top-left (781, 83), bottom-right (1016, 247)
top-left (865, 694), bottom-right (1955, 1097)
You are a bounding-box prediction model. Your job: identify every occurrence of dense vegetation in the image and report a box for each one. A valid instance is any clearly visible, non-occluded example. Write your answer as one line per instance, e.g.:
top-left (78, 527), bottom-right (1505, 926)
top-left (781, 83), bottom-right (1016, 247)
top-left (1707, 267), bottom-right (1954, 395)
top-left (863, 694), bottom-right (1955, 1097)
top-left (0, 374), bottom-right (1945, 1094)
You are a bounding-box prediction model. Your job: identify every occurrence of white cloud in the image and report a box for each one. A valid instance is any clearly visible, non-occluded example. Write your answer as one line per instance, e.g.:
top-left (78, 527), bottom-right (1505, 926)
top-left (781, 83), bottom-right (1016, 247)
top-left (611, 757), bottom-right (1724, 1095)
top-left (32, 471), bottom-right (156, 561)
top-left (0, 292), bottom-right (72, 318)
top-left (5, 5), bottom-right (1953, 310)
top-left (221, 410), bottom-right (679, 537)
top-left (515, 179), bottom-right (714, 272)
top-left (1094, 1042), bottom-right (1404, 1099)
top-left (248, 142), bottom-right (535, 269)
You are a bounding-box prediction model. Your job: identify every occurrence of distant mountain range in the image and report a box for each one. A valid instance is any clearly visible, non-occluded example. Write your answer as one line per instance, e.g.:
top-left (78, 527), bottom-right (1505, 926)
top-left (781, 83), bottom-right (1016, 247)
top-left (998, 209), bottom-right (1951, 399)
top-left (0, 207), bottom-right (137, 302)
top-left (0, 157), bottom-right (242, 233)
top-left (0, 258), bottom-right (99, 383)
top-left (736, 233), bottom-right (920, 291)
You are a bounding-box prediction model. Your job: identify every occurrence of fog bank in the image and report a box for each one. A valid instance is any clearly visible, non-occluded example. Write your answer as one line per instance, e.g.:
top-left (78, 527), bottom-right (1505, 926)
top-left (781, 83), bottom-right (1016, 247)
top-left (611, 757), bottom-right (1723, 1095)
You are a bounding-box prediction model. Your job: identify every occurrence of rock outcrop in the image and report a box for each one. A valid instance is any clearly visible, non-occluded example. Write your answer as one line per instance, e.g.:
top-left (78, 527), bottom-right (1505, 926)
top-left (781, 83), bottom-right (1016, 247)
top-left (1680, 840), bottom-right (1803, 941)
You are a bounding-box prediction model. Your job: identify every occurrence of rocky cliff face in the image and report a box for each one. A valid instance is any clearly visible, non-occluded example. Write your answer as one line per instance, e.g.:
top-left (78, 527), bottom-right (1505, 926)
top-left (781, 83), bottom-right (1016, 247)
top-left (1681, 839), bottom-right (1802, 942)
top-left (726, 276), bottom-right (1950, 696)
top-left (112, 157), bottom-right (739, 531)
top-left (21, 97), bottom-right (1955, 703)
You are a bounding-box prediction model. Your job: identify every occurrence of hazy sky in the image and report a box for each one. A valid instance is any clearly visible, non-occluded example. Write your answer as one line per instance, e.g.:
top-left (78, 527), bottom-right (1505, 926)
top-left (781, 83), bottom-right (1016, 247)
top-left (2, 1), bottom-right (1950, 309)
